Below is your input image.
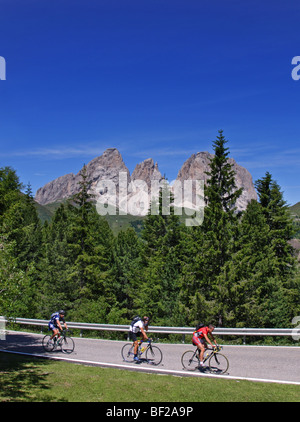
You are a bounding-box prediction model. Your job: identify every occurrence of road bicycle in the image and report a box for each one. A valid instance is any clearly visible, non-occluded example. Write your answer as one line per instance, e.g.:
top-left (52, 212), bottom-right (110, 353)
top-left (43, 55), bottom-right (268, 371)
top-left (42, 329), bottom-right (75, 354)
top-left (121, 339), bottom-right (163, 365)
top-left (181, 345), bottom-right (229, 374)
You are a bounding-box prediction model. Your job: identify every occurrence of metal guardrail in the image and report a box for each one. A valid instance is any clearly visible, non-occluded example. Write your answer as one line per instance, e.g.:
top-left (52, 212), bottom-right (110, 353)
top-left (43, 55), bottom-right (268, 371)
top-left (3, 317), bottom-right (296, 341)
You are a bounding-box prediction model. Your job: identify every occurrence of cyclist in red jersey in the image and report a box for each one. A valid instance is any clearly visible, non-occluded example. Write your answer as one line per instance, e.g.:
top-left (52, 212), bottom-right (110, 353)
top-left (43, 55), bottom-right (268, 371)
top-left (192, 324), bottom-right (218, 366)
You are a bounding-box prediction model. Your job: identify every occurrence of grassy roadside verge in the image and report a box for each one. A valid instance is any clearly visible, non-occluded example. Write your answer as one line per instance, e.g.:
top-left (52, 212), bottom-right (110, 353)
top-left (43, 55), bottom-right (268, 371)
top-left (0, 352), bottom-right (299, 402)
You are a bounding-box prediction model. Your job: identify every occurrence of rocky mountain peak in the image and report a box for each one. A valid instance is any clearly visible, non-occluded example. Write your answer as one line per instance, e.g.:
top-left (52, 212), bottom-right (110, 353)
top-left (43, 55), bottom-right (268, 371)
top-left (131, 158), bottom-right (163, 185)
top-left (176, 151), bottom-right (257, 210)
top-left (35, 148), bottom-right (130, 205)
top-left (35, 147), bottom-right (257, 214)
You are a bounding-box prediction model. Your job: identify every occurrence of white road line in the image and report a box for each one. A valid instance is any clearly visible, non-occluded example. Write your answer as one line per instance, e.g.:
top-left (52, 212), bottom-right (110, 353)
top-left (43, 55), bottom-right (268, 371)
top-left (1, 348), bottom-right (300, 386)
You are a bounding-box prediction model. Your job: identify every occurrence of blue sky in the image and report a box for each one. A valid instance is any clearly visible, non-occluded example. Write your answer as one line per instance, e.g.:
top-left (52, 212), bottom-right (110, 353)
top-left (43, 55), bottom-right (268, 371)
top-left (0, 0), bottom-right (300, 205)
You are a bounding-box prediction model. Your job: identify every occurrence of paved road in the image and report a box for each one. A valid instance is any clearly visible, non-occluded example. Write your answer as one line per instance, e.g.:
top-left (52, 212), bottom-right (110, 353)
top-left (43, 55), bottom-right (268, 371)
top-left (1, 331), bottom-right (300, 385)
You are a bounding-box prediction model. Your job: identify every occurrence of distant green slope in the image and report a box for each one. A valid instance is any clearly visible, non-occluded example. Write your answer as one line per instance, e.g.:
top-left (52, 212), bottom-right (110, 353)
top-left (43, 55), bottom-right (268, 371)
top-left (34, 199), bottom-right (144, 235)
top-left (289, 202), bottom-right (300, 217)
top-left (289, 202), bottom-right (300, 239)
top-left (34, 199), bottom-right (200, 235)
top-left (34, 202), bottom-right (54, 223)
top-left (34, 199), bottom-right (72, 223)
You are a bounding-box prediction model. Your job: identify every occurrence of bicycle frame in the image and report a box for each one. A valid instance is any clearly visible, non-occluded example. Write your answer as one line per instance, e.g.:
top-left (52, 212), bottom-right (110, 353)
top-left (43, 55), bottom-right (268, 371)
top-left (138, 340), bottom-right (151, 356)
top-left (121, 340), bottom-right (163, 366)
top-left (42, 329), bottom-right (75, 354)
top-left (53, 329), bottom-right (66, 344)
top-left (191, 346), bottom-right (220, 362)
top-left (203, 346), bottom-right (221, 362)
top-left (181, 345), bottom-right (228, 374)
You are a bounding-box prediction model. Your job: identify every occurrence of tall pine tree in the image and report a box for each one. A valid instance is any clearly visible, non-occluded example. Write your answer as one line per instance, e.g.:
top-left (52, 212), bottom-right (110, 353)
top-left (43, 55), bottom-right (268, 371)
top-left (179, 131), bottom-right (243, 326)
top-left (139, 184), bottom-right (183, 324)
top-left (40, 166), bottom-right (114, 321)
top-left (255, 172), bottom-right (295, 278)
top-left (202, 131), bottom-right (242, 325)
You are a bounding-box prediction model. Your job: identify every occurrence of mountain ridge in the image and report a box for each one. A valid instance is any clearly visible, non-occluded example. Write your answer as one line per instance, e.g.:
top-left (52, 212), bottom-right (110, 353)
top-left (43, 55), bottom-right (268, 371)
top-left (35, 147), bottom-right (257, 214)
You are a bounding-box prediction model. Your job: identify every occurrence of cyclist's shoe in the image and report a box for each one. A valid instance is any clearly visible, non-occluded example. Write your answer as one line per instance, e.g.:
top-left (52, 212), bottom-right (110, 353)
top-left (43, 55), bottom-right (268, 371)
top-left (134, 356), bottom-right (140, 362)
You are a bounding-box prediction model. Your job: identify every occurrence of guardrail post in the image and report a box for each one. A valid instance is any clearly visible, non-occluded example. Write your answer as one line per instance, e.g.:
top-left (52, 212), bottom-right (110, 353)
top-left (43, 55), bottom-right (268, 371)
top-left (243, 335), bottom-right (246, 345)
top-left (182, 334), bottom-right (185, 344)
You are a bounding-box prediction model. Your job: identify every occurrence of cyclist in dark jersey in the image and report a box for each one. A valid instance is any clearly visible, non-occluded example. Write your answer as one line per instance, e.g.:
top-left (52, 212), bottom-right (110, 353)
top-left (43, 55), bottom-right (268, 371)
top-left (48, 310), bottom-right (68, 341)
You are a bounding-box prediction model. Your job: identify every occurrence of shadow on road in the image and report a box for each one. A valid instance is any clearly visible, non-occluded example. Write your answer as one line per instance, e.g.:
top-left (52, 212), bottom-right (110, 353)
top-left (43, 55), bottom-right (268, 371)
top-left (1, 332), bottom-right (44, 353)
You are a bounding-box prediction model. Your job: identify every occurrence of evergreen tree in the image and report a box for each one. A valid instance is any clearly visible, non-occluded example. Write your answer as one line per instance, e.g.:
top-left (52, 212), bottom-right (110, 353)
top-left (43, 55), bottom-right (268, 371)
top-left (0, 241), bottom-right (30, 317)
top-left (204, 131), bottom-right (243, 215)
top-left (142, 183), bottom-right (182, 255)
top-left (40, 167), bottom-right (114, 321)
top-left (139, 185), bottom-right (183, 324)
top-left (178, 224), bottom-right (216, 326)
top-left (0, 166), bottom-right (23, 218)
top-left (39, 203), bottom-right (77, 316)
top-left (4, 184), bottom-right (42, 270)
top-left (202, 131), bottom-right (242, 280)
top-left (216, 200), bottom-right (279, 326)
top-left (192, 131), bottom-right (242, 325)
top-left (69, 165), bottom-right (114, 305)
top-left (255, 172), bottom-right (296, 278)
top-left (112, 228), bottom-right (143, 320)
top-left (0, 169), bottom-right (42, 316)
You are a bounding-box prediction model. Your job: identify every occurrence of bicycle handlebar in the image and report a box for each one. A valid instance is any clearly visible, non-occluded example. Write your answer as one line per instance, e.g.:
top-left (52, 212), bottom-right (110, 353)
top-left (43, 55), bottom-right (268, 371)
top-left (207, 345), bottom-right (222, 352)
top-left (141, 338), bottom-right (152, 343)
top-left (59, 328), bottom-right (71, 335)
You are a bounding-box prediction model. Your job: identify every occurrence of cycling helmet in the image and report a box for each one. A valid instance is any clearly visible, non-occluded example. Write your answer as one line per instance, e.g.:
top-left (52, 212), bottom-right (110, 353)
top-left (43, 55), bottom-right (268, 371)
top-left (58, 310), bottom-right (65, 315)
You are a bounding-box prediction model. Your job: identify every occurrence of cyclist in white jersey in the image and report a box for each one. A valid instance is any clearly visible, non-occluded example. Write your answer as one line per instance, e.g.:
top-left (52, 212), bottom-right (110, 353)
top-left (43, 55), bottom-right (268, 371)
top-left (129, 316), bottom-right (150, 361)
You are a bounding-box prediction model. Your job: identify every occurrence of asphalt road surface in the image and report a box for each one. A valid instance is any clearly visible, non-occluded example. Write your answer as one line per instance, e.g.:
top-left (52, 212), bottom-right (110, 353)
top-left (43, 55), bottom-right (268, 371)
top-left (1, 331), bottom-right (300, 385)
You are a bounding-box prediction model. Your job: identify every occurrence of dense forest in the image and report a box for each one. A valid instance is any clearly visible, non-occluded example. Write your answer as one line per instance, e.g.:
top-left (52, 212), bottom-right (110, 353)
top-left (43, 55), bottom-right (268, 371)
top-left (1, 131), bottom-right (299, 329)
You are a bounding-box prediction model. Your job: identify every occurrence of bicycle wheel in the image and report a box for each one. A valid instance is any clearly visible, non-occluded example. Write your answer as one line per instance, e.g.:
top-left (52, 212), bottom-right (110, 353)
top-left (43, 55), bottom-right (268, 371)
top-left (42, 335), bottom-right (55, 352)
top-left (181, 350), bottom-right (200, 371)
top-left (60, 336), bottom-right (75, 354)
top-left (145, 345), bottom-right (163, 366)
top-left (121, 343), bottom-right (135, 362)
top-left (208, 353), bottom-right (229, 374)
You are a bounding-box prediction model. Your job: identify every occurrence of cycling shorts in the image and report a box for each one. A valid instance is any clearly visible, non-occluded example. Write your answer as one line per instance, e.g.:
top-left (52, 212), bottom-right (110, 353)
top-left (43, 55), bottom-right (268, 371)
top-left (192, 333), bottom-right (206, 346)
top-left (48, 322), bottom-right (58, 331)
top-left (129, 331), bottom-right (141, 342)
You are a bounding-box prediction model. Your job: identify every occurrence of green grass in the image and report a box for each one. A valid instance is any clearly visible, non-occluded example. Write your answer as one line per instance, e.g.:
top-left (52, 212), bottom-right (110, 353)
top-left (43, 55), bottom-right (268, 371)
top-left (0, 352), bottom-right (299, 402)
